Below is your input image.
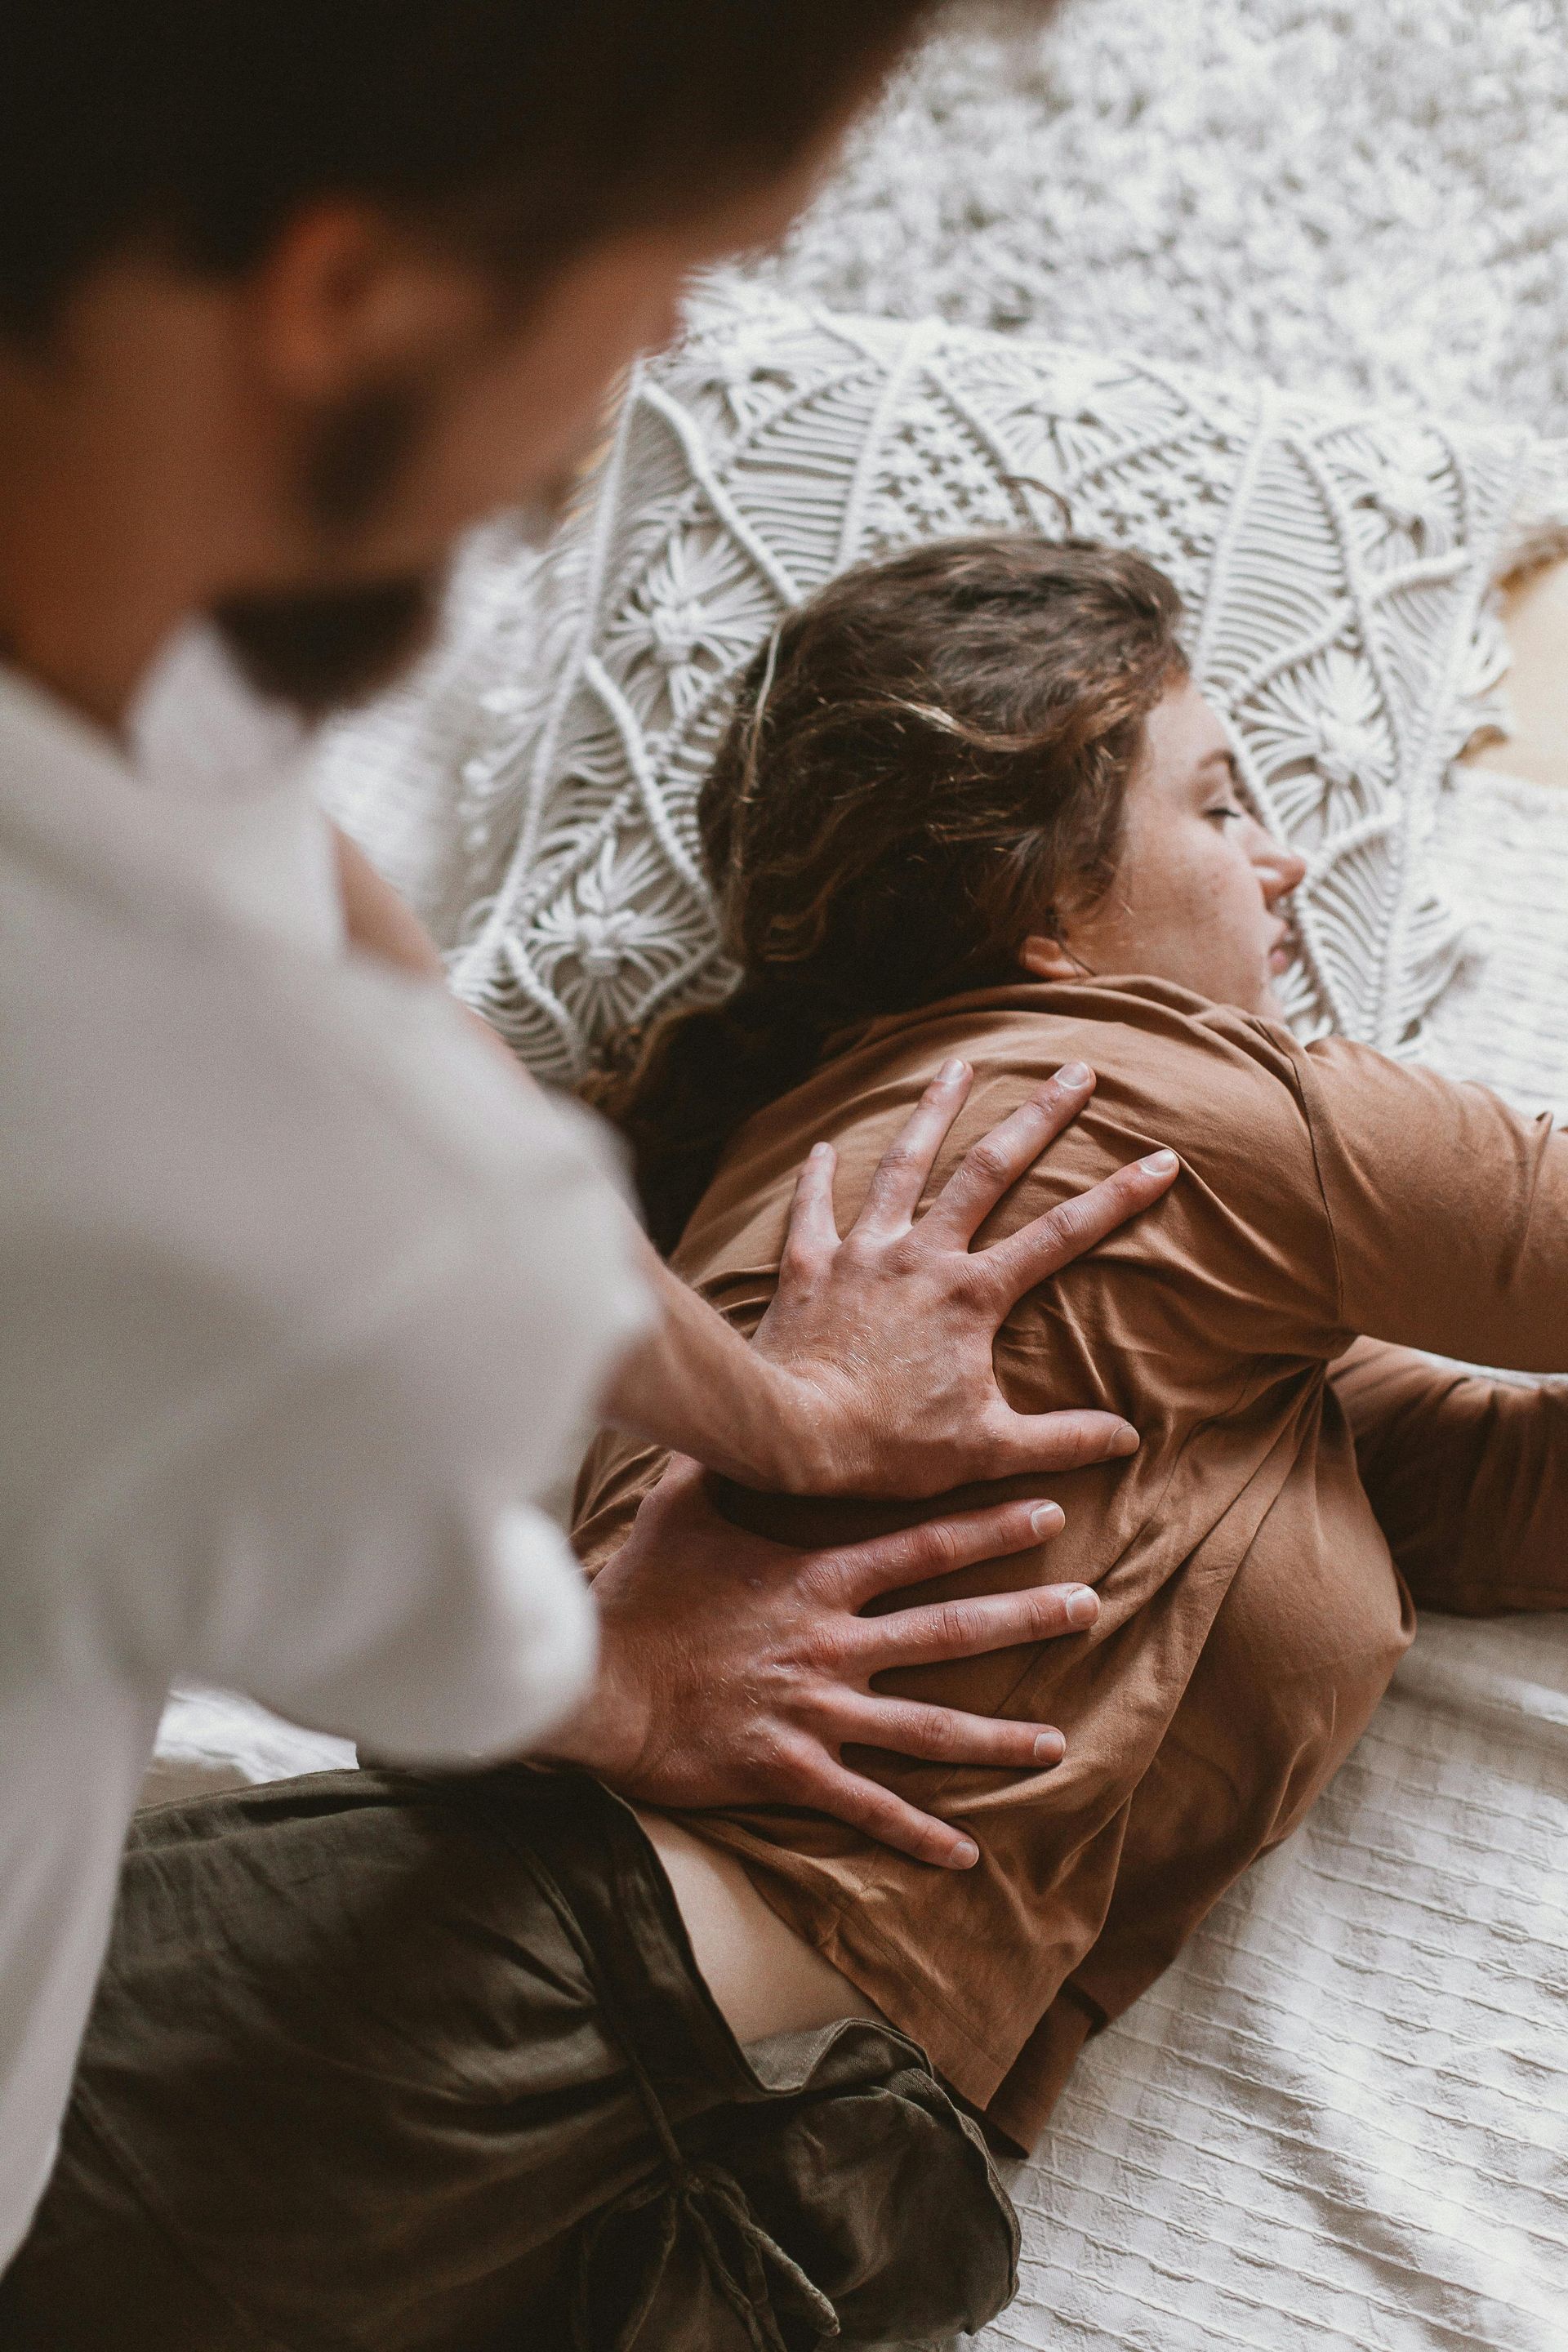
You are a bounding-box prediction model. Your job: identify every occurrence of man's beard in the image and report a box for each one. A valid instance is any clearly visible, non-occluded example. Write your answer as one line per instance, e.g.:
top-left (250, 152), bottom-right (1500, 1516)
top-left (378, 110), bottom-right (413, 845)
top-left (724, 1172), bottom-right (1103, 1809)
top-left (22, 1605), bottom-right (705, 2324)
top-left (212, 571), bottom-right (443, 721)
top-left (208, 378), bottom-right (445, 719)
top-left (208, 372), bottom-right (576, 722)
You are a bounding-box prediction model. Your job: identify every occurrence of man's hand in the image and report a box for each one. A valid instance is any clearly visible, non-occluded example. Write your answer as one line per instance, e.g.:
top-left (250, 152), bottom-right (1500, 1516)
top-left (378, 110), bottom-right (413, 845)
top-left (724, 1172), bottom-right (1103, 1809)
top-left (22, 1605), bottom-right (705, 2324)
top-left (545, 1454), bottom-right (1101, 1869)
top-left (605, 1058), bottom-right (1178, 1496)
top-left (751, 1058), bottom-right (1179, 1496)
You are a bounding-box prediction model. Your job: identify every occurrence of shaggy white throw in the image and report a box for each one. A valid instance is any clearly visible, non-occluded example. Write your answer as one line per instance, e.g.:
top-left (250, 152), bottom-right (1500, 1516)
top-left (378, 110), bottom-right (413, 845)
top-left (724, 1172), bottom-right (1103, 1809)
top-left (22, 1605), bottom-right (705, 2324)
top-left (764, 0), bottom-right (1568, 435)
top-left (311, 0), bottom-right (1568, 941)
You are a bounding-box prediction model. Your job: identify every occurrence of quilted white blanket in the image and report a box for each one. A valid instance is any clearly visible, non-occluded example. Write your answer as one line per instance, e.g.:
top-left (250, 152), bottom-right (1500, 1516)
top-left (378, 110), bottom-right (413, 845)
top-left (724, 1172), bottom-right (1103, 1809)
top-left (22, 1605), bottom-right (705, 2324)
top-left (984, 1613), bottom-right (1568, 2352)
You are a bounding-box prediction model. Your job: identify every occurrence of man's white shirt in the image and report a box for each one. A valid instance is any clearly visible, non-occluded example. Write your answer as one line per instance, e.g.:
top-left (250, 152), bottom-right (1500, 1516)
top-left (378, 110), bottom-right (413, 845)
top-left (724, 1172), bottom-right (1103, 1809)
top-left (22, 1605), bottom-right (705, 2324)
top-left (0, 645), bottom-right (651, 2267)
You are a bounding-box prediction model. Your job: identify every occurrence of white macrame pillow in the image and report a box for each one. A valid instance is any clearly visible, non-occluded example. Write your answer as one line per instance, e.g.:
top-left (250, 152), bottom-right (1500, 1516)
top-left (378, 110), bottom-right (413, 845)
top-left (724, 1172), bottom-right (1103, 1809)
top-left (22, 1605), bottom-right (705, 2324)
top-left (447, 281), bottom-right (1550, 1082)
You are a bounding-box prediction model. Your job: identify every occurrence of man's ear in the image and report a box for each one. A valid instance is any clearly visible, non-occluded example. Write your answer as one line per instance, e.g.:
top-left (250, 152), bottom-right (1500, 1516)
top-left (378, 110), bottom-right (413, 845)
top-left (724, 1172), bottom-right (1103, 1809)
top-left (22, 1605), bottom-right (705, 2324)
top-left (1018, 933), bottom-right (1083, 983)
top-left (249, 204), bottom-right (492, 403)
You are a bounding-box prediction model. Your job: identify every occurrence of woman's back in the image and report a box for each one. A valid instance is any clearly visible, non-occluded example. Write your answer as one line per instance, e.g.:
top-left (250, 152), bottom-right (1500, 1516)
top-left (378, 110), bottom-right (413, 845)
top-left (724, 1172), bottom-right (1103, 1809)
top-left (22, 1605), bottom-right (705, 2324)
top-left (577, 972), bottom-right (1567, 2142)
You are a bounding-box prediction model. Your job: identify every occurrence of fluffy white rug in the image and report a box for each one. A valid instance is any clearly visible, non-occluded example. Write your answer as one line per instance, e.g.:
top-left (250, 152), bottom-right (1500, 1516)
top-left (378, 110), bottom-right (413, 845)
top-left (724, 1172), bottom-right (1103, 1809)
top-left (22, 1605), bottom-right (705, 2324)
top-left (761, 0), bottom-right (1568, 434)
top-left (314, 0), bottom-right (1568, 941)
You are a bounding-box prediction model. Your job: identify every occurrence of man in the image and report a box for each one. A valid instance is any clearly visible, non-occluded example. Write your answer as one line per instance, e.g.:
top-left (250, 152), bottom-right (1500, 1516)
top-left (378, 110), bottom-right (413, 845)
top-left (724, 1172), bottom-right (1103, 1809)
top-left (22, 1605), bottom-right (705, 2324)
top-left (0, 2), bottom-right (1178, 2336)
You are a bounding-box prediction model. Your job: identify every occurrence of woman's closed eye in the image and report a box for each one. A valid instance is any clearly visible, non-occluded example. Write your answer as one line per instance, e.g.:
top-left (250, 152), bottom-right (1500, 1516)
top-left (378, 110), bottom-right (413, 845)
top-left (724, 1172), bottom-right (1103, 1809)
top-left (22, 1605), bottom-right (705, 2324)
top-left (1205, 800), bottom-right (1246, 826)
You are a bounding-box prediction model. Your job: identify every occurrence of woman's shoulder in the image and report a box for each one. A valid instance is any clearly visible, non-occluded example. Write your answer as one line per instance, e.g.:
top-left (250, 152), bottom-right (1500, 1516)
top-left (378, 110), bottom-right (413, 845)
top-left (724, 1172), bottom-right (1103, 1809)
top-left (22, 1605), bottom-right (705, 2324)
top-left (679, 977), bottom-right (1323, 1278)
top-left (842, 977), bottom-right (1314, 1113)
top-left (667, 974), bottom-right (1358, 1400)
top-left (924, 978), bottom-right (1319, 1179)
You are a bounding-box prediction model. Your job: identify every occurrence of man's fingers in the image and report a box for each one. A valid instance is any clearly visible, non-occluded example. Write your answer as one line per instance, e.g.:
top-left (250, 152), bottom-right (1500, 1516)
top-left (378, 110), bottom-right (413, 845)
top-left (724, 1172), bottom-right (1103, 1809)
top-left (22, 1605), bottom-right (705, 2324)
top-left (779, 1141), bottom-right (842, 1274)
top-left (831, 1693), bottom-right (1068, 1772)
top-left (858, 1579), bottom-right (1100, 1670)
top-left (791, 1757), bottom-right (985, 1869)
top-left (976, 1149), bottom-right (1180, 1304)
top-left (830, 1494), bottom-right (1067, 1607)
top-left (980, 1407), bottom-right (1143, 1479)
top-left (849, 1059), bottom-right (973, 1235)
top-left (919, 1065), bottom-right (1098, 1245)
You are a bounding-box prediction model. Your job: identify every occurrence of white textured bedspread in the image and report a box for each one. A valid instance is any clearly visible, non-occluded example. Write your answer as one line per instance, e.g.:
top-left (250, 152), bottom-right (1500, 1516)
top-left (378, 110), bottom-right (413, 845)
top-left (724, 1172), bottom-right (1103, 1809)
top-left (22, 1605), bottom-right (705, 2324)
top-left (975, 1610), bottom-right (1568, 2352)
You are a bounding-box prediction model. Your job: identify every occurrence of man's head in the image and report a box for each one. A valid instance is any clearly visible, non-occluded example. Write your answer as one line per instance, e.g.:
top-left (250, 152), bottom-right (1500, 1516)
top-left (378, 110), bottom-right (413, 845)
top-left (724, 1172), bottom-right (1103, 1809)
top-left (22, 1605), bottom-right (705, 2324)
top-left (0, 2), bottom-right (1047, 717)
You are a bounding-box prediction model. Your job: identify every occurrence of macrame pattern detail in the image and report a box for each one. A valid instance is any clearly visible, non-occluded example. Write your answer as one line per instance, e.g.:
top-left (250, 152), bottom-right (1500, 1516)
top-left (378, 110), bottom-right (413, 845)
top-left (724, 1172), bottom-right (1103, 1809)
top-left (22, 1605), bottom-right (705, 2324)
top-left (448, 286), bottom-right (1537, 1083)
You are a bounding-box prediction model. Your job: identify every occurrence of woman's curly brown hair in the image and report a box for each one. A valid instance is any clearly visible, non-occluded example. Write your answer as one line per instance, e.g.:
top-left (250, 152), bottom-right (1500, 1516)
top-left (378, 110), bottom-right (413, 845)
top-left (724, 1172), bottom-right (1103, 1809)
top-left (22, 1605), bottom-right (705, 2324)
top-left (595, 533), bottom-right (1187, 1253)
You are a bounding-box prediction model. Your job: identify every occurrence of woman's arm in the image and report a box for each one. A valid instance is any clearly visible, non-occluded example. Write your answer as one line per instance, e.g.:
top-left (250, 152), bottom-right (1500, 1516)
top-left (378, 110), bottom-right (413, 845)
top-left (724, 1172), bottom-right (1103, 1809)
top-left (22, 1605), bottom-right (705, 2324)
top-left (1300, 1036), bottom-right (1568, 1376)
top-left (1331, 1337), bottom-right (1568, 1615)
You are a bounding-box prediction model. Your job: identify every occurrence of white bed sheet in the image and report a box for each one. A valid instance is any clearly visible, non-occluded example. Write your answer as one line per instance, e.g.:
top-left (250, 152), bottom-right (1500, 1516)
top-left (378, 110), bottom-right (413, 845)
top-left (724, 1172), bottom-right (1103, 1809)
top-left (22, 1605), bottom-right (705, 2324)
top-left (971, 1610), bottom-right (1568, 2352)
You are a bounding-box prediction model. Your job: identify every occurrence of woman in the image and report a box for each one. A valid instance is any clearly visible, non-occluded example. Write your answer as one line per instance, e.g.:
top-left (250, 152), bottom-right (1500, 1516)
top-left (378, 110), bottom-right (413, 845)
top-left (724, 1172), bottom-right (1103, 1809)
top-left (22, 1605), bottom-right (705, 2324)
top-left (575, 532), bottom-right (1568, 2153)
top-left (8, 537), bottom-right (1563, 2352)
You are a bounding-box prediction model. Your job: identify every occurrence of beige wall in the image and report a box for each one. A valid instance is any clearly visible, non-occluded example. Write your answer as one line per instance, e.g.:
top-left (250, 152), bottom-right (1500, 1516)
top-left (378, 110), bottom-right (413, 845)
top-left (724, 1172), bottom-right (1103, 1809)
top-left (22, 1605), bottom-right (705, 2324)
top-left (1464, 558), bottom-right (1568, 792)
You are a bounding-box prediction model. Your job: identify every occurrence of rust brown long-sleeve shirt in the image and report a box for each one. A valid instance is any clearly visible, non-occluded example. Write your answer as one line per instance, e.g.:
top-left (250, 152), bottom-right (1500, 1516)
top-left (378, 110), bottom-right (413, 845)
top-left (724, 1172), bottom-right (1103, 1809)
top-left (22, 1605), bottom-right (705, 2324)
top-left (573, 978), bottom-right (1568, 2150)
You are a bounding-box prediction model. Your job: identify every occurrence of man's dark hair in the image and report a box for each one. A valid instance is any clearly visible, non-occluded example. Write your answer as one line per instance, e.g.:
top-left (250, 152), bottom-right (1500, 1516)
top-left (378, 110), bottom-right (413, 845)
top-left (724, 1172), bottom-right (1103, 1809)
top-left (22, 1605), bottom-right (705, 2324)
top-left (0, 1), bottom-right (997, 334)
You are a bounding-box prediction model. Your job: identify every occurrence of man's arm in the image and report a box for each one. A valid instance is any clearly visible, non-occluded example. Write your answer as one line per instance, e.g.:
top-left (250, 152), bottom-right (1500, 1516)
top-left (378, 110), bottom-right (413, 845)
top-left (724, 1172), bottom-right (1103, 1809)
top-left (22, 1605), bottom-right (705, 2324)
top-left (332, 823), bottom-right (451, 982)
top-left (1332, 1338), bottom-right (1568, 1615)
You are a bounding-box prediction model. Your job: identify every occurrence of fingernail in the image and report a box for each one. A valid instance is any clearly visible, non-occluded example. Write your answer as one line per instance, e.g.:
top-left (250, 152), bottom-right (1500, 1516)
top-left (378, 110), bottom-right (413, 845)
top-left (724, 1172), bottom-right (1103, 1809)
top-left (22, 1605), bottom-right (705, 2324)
top-left (939, 1057), bottom-right (969, 1082)
top-left (809, 1141), bottom-right (831, 1160)
top-left (1033, 1730), bottom-right (1067, 1764)
top-left (949, 1838), bottom-right (979, 1869)
top-left (1065, 1587), bottom-right (1098, 1628)
top-left (1030, 1503), bottom-right (1065, 1536)
top-left (1112, 1424), bottom-right (1141, 1456)
top-left (1057, 1060), bottom-right (1093, 1089)
top-left (1141, 1149), bottom-right (1179, 1176)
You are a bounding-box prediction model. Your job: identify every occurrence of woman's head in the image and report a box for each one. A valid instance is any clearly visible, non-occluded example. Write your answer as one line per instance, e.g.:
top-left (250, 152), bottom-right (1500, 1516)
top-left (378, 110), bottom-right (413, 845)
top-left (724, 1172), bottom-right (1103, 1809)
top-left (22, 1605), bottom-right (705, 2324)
top-left (702, 535), bottom-right (1187, 1013)
top-left (604, 533), bottom-right (1304, 1250)
top-left (1020, 674), bottom-right (1306, 1015)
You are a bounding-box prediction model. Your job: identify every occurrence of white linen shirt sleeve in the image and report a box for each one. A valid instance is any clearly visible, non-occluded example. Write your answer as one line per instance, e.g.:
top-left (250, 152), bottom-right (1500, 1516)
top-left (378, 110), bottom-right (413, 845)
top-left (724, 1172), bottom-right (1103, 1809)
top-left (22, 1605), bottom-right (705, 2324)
top-left (4, 853), bottom-right (654, 1762)
top-left (0, 652), bottom-right (655, 2269)
top-left (114, 1152), bottom-right (647, 1762)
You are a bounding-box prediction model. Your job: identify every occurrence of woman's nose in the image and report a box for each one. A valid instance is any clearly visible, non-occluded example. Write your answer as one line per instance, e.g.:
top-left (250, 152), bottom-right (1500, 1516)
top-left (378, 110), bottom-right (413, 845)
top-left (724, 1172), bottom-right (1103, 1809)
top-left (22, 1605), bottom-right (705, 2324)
top-left (1258, 840), bottom-right (1308, 904)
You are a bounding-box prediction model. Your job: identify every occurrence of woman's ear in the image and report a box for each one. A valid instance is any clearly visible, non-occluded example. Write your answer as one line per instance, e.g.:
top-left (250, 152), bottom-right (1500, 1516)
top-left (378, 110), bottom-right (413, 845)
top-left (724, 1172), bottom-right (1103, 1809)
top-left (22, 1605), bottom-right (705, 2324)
top-left (1018, 933), bottom-right (1084, 983)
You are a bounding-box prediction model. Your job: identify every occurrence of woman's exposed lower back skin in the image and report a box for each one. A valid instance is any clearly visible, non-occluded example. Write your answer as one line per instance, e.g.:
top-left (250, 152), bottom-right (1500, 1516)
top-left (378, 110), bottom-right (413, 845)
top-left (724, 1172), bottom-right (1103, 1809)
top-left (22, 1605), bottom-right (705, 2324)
top-left (635, 1807), bottom-right (881, 2042)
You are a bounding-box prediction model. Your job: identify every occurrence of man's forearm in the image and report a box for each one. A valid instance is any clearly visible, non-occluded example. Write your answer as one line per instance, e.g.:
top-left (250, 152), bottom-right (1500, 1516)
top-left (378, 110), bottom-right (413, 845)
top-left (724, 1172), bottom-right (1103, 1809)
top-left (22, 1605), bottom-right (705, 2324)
top-left (604, 1241), bottom-right (813, 1491)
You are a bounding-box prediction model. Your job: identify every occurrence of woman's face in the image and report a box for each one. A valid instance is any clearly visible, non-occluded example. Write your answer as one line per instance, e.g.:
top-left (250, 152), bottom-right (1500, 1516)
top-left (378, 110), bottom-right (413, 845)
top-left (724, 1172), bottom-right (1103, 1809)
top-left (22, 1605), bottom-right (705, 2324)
top-left (1022, 678), bottom-right (1307, 1018)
